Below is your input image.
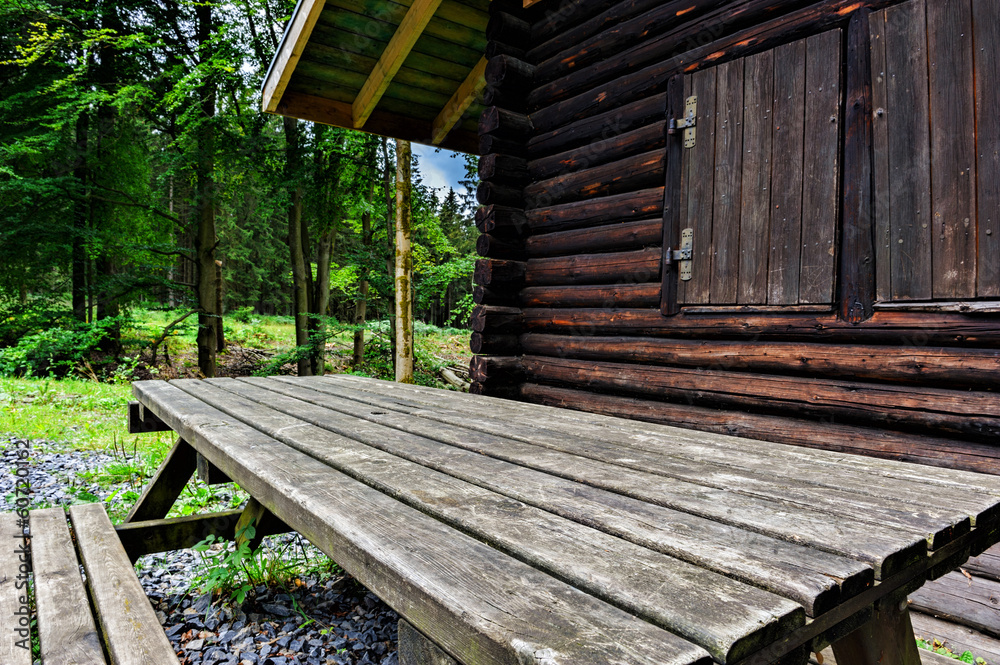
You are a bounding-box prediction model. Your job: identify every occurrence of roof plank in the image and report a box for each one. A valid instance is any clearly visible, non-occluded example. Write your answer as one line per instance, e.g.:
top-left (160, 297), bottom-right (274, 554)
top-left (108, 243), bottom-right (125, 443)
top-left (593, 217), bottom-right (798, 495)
top-left (262, 0), bottom-right (328, 113)
top-left (352, 0), bottom-right (445, 128)
top-left (431, 55), bottom-right (487, 144)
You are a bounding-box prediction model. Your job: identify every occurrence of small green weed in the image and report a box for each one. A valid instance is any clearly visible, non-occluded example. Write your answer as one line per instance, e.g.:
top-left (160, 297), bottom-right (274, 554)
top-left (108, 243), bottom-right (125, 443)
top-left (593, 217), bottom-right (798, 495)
top-left (917, 638), bottom-right (987, 664)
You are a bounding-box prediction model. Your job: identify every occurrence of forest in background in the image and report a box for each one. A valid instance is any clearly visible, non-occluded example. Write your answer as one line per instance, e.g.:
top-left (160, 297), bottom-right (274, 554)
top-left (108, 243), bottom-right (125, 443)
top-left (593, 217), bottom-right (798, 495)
top-left (0, 0), bottom-right (480, 383)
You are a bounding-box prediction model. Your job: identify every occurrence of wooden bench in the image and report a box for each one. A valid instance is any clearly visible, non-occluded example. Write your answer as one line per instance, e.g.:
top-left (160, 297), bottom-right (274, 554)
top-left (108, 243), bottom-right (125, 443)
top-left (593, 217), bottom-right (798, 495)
top-left (127, 374), bottom-right (1000, 665)
top-left (0, 504), bottom-right (178, 665)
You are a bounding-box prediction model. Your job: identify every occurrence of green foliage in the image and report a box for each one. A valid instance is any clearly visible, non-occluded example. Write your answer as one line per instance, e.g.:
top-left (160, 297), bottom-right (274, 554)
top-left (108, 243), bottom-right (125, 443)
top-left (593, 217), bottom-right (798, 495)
top-left (916, 638), bottom-right (987, 664)
top-left (192, 524), bottom-right (302, 605)
top-left (0, 317), bottom-right (120, 377)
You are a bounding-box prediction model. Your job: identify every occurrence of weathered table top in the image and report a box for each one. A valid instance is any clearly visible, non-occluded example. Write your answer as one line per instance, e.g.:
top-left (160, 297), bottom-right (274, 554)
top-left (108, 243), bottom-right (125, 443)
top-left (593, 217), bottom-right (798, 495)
top-left (132, 375), bottom-right (1000, 665)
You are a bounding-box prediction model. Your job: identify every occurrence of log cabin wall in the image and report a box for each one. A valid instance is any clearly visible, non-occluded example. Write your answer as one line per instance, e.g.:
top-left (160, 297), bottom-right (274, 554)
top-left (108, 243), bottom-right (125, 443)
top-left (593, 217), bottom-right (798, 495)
top-left (471, 0), bottom-right (1000, 475)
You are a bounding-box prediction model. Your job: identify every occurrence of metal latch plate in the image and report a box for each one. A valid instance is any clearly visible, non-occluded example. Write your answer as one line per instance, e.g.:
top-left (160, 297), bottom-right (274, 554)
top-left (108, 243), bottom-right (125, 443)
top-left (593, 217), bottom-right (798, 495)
top-left (682, 96), bottom-right (697, 149)
top-left (679, 228), bottom-right (693, 281)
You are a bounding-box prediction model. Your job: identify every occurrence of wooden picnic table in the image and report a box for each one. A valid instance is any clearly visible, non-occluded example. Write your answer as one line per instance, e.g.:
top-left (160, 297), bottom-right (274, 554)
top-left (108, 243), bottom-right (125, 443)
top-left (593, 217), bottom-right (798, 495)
top-left (130, 375), bottom-right (1000, 665)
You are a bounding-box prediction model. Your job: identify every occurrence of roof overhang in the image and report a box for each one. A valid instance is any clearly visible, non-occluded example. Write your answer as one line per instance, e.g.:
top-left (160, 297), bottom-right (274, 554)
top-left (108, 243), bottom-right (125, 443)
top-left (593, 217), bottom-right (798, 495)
top-left (262, 0), bottom-right (505, 153)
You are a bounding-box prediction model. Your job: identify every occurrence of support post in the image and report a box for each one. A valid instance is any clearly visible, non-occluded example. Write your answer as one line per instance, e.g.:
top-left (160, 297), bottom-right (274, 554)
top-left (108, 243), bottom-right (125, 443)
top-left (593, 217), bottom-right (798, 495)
top-left (394, 138), bottom-right (414, 384)
top-left (124, 437), bottom-right (197, 523)
top-left (830, 594), bottom-right (921, 665)
top-left (398, 620), bottom-right (459, 665)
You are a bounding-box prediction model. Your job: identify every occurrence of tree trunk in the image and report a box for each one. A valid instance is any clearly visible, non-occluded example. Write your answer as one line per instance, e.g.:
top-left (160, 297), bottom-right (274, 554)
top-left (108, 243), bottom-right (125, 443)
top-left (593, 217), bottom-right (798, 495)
top-left (284, 116), bottom-right (311, 376)
top-left (310, 228), bottom-right (335, 375)
top-left (382, 139), bottom-right (396, 371)
top-left (194, 0), bottom-right (218, 377)
top-left (72, 111), bottom-right (89, 322)
top-left (215, 259), bottom-right (225, 352)
top-left (394, 139), bottom-right (414, 384)
top-left (352, 181), bottom-right (375, 366)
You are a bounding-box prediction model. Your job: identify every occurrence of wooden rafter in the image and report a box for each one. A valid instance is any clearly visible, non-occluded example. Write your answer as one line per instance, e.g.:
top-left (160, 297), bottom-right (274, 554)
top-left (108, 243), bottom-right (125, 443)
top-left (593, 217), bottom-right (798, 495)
top-left (352, 0), bottom-right (444, 129)
top-left (431, 56), bottom-right (487, 145)
top-left (261, 0), bottom-right (328, 113)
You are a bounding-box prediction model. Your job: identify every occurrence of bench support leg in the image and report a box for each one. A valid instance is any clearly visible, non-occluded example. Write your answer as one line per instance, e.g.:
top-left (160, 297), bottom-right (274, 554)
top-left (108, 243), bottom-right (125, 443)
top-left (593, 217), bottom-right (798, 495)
top-left (124, 437), bottom-right (197, 523)
top-left (398, 620), bottom-right (459, 665)
top-left (235, 497), bottom-right (290, 552)
top-left (830, 595), bottom-right (921, 665)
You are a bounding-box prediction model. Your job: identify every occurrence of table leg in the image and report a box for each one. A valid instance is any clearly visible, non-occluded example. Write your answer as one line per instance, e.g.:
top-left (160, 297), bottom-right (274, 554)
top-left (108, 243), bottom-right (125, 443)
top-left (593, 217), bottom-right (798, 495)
top-left (830, 596), bottom-right (921, 665)
top-left (398, 620), bottom-right (459, 665)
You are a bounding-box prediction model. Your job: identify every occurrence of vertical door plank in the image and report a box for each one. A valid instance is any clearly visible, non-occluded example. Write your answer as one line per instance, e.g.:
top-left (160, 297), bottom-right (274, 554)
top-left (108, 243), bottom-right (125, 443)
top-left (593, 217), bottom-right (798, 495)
top-left (680, 67), bottom-right (718, 304)
top-left (885, 0), bottom-right (932, 300)
top-left (678, 74), bottom-right (694, 304)
top-left (710, 59), bottom-right (744, 304)
top-left (800, 29), bottom-right (843, 305)
top-left (870, 10), bottom-right (892, 302)
top-left (768, 39), bottom-right (807, 305)
top-left (927, 0), bottom-right (977, 299)
top-left (661, 75), bottom-right (686, 315)
top-left (738, 50), bottom-right (775, 305)
top-left (974, 0), bottom-right (1000, 297)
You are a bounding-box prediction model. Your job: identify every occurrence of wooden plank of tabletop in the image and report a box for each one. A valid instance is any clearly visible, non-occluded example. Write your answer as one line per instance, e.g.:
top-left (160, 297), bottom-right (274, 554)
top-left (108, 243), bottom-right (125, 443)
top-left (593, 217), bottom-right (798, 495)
top-left (325, 375), bottom-right (1000, 521)
top-left (30, 507), bottom-right (106, 664)
top-left (180, 378), bottom-right (804, 664)
top-left (286, 377), bottom-right (969, 551)
top-left (132, 379), bottom-right (713, 665)
top-left (242, 377), bottom-right (872, 615)
top-left (0, 512), bottom-right (32, 665)
top-left (67, 503), bottom-right (177, 665)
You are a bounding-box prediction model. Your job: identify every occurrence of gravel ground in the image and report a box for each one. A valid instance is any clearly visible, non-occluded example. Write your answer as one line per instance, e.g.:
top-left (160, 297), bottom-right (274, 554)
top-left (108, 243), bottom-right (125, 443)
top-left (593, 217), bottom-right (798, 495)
top-left (1, 437), bottom-right (401, 665)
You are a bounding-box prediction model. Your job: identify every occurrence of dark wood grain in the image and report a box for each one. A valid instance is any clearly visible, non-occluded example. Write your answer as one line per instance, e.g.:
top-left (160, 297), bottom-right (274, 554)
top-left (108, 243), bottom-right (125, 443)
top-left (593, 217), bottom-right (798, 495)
top-left (738, 49), bottom-right (774, 305)
top-left (520, 282), bottom-right (662, 308)
top-left (523, 150), bottom-right (664, 208)
top-left (661, 74), bottom-right (685, 316)
top-left (974, 0), bottom-right (1000, 297)
top-left (909, 570), bottom-right (1000, 637)
top-left (928, 0), bottom-right (978, 300)
top-left (398, 620), bottom-right (458, 665)
top-left (528, 94), bottom-right (666, 157)
top-left (525, 247), bottom-right (661, 287)
top-left (710, 59), bottom-right (744, 305)
top-left (799, 29), bottom-right (842, 305)
top-left (884, 0), bottom-right (932, 300)
top-left (679, 68), bottom-right (717, 305)
top-left (526, 186), bottom-right (664, 233)
top-left (525, 218), bottom-right (662, 258)
top-left (869, 9), bottom-right (893, 301)
top-left (768, 38), bottom-right (806, 306)
top-left (527, 121), bottom-right (666, 182)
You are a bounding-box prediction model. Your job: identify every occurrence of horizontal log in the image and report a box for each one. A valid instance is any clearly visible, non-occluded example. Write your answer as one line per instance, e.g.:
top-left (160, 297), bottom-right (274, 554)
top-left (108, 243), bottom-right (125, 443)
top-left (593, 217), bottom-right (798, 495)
top-left (520, 283), bottom-right (661, 308)
top-left (476, 181), bottom-right (523, 207)
top-left (521, 356), bottom-right (1000, 440)
top-left (530, 0), bottom-right (623, 47)
top-left (485, 54), bottom-right (535, 91)
top-left (485, 41), bottom-right (526, 61)
top-left (526, 247), bottom-right (661, 287)
top-left (529, 93), bottom-right (665, 156)
top-left (475, 205), bottom-right (529, 235)
top-left (477, 234), bottom-right (526, 260)
top-left (486, 11), bottom-right (531, 49)
top-left (519, 334), bottom-right (1000, 388)
top-left (527, 0), bottom-right (666, 64)
top-left (469, 355), bottom-right (525, 384)
top-left (528, 121), bottom-right (666, 181)
top-left (521, 309), bottom-right (1000, 347)
top-left (527, 187), bottom-right (664, 233)
top-left (469, 380), bottom-right (521, 399)
top-left (473, 284), bottom-right (520, 307)
top-left (519, 383), bottom-right (1000, 476)
top-left (479, 134), bottom-right (526, 158)
top-left (471, 305), bottom-right (523, 334)
top-left (525, 219), bottom-right (662, 258)
top-left (483, 85), bottom-right (525, 113)
top-left (474, 258), bottom-right (526, 288)
top-left (470, 332), bottom-right (520, 355)
top-left (524, 150), bottom-right (665, 208)
top-left (115, 510), bottom-right (289, 561)
top-left (479, 106), bottom-right (533, 138)
top-left (531, 0), bottom-right (730, 86)
top-left (479, 153), bottom-right (529, 183)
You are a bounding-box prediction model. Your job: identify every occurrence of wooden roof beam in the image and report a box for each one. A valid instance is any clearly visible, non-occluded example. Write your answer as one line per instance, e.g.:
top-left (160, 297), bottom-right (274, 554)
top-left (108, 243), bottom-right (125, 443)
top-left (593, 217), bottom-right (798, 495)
top-left (431, 56), bottom-right (487, 145)
top-left (261, 0), bottom-right (328, 114)
top-left (352, 0), bottom-right (444, 129)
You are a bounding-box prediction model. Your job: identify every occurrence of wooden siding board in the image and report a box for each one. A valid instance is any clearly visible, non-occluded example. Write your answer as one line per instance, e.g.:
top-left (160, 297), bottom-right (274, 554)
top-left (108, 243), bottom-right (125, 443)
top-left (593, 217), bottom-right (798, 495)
top-left (928, 0), bottom-right (978, 300)
top-left (884, 0), bottom-right (932, 300)
top-left (738, 49), bottom-right (774, 305)
top-left (680, 68), bottom-right (717, 305)
top-left (767, 39), bottom-right (807, 306)
top-left (710, 59), bottom-right (744, 305)
top-left (870, 11), bottom-right (892, 302)
top-left (973, 0), bottom-right (1000, 297)
top-left (799, 29), bottom-right (842, 305)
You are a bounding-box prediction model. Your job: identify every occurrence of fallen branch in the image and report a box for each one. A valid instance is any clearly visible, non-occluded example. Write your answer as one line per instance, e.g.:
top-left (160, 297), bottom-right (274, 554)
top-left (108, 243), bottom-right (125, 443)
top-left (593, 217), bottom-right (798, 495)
top-left (149, 310), bottom-right (198, 365)
top-left (440, 367), bottom-right (471, 392)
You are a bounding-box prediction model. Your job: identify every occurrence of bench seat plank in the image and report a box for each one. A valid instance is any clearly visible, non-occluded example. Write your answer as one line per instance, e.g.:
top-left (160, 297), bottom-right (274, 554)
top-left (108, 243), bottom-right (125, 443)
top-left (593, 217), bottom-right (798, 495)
top-left (243, 378), bottom-right (928, 580)
top-left (0, 512), bottom-right (31, 665)
top-left (326, 374), bottom-right (1000, 526)
top-left (231, 376), bottom-right (872, 616)
top-left (132, 380), bottom-right (713, 665)
top-left (180, 378), bottom-right (804, 663)
top-left (286, 377), bottom-right (970, 550)
top-left (30, 507), bottom-right (106, 664)
top-left (67, 503), bottom-right (179, 665)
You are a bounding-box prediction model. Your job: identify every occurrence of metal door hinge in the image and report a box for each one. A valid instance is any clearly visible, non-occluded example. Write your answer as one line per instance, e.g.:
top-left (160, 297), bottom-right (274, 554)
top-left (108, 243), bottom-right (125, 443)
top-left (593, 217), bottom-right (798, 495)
top-left (668, 96), bottom-right (698, 148)
top-left (667, 228), bottom-right (694, 281)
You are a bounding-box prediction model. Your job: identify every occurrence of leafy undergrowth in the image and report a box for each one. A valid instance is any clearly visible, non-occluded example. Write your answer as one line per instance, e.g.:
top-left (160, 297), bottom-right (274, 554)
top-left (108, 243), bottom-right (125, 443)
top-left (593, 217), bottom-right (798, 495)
top-left (917, 637), bottom-right (988, 664)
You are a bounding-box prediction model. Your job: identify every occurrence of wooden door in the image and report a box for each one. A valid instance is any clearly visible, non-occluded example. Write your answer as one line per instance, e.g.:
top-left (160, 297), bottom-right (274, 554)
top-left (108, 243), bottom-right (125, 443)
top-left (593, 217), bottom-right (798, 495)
top-left (870, 0), bottom-right (1000, 305)
top-left (670, 31), bottom-right (843, 309)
